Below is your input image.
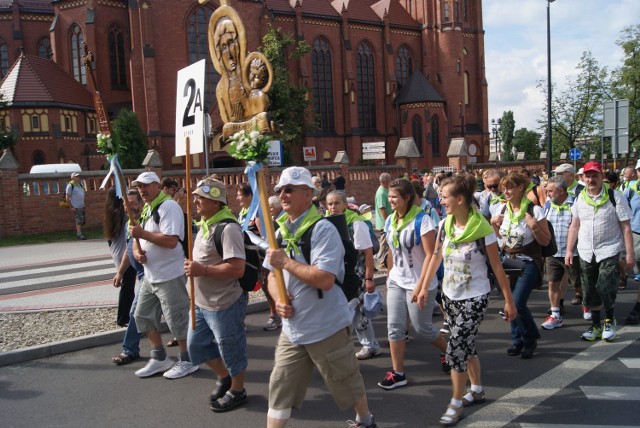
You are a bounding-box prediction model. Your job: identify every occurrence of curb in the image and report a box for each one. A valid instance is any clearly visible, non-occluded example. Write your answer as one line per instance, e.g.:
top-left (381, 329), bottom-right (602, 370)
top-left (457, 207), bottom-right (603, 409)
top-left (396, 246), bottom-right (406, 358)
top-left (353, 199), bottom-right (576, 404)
top-left (0, 300), bottom-right (269, 367)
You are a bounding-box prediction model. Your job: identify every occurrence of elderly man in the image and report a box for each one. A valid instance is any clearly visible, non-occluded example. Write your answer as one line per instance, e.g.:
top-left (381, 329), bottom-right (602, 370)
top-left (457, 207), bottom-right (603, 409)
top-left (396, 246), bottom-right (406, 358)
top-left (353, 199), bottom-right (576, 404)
top-left (565, 162), bottom-right (634, 342)
top-left (554, 163), bottom-right (582, 199)
top-left (541, 176), bottom-right (582, 329)
top-left (264, 167), bottom-right (376, 428)
top-left (374, 172), bottom-right (392, 271)
top-left (619, 166), bottom-right (636, 192)
top-left (184, 178), bottom-right (248, 412)
top-left (479, 169), bottom-right (505, 221)
top-left (129, 172), bottom-right (197, 379)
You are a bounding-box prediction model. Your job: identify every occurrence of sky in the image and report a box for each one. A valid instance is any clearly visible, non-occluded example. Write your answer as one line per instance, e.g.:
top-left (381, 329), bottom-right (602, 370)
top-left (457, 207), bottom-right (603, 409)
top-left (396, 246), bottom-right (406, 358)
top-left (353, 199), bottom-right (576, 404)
top-left (483, 0), bottom-right (640, 132)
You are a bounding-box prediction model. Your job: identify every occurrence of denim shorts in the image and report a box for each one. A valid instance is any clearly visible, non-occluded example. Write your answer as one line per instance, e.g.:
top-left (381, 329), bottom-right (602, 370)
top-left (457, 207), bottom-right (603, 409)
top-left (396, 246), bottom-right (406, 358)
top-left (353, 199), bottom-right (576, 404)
top-left (187, 293), bottom-right (248, 377)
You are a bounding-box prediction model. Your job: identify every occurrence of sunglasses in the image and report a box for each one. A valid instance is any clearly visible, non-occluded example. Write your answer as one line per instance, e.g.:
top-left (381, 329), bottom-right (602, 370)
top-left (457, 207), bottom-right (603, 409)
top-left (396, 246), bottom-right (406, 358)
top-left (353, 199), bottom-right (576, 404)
top-left (277, 187), bottom-right (305, 195)
top-left (486, 184), bottom-right (499, 189)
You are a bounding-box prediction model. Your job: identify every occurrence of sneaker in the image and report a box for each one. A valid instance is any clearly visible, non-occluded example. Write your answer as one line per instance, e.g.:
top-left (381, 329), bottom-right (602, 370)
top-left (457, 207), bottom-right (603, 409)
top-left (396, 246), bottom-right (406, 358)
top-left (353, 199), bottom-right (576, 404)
top-left (498, 309), bottom-right (505, 317)
top-left (602, 318), bottom-right (617, 341)
top-left (209, 375), bottom-right (232, 404)
top-left (440, 322), bottom-right (450, 335)
top-left (546, 306), bottom-right (565, 316)
top-left (571, 295), bottom-right (582, 305)
top-left (583, 306), bottom-right (592, 320)
top-left (541, 315), bottom-right (563, 330)
top-left (134, 357), bottom-right (174, 378)
top-left (347, 415), bottom-right (377, 428)
top-left (581, 325), bottom-right (602, 341)
top-left (461, 388), bottom-right (485, 407)
top-left (77, 235), bottom-right (86, 240)
top-left (163, 358), bottom-right (199, 379)
top-left (210, 389), bottom-right (247, 412)
top-left (377, 370), bottom-right (407, 390)
top-left (440, 353), bottom-right (451, 375)
top-left (355, 347), bottom-right (381, 360)
top-left (263, 316), bottom-right (282, 331)
top-left (634, 274), bottom-right (640, 282)
top-left (625, 310), bottom-right (640, 325)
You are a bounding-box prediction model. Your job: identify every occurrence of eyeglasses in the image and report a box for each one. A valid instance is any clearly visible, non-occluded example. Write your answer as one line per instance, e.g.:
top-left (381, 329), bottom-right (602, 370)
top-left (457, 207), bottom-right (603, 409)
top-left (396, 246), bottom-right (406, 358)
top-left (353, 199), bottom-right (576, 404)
top-left (486, 184), bottom-right (499, 190)
top-left (277, 187), bottom-right (305, 195)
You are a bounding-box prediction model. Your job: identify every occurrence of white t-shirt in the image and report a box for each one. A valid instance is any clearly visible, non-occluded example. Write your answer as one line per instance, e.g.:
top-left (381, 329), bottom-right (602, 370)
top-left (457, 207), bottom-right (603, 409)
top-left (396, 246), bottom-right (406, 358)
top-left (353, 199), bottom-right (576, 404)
top-left (141, 199), bottom-right (185, 283)
top-left (441, 220), bottom-right (497, 300)
top-left (499, 204), bottom-right (545, 250)
top-left (352, 220), bottom-right (373, 251)
top-left (385, 213), bottom-right (438, 291)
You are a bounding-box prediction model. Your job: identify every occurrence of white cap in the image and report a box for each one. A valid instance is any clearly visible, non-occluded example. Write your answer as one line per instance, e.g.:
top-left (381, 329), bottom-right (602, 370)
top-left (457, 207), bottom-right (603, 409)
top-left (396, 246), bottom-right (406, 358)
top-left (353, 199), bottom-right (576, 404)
top-left (274, 167), bottom-right (314, 192)
top-left (359, 203), bottom-right (372, 213)
top-left (70, 172), bottom-right (80, 178)
top-left (553, 163), bottom-right (575, 174)
top-left (132, 171), bottom-right (161, 187)
top-left (634, 160), bottom-right (640, 170)
top-left (577, 168), bottom-right (584, 175)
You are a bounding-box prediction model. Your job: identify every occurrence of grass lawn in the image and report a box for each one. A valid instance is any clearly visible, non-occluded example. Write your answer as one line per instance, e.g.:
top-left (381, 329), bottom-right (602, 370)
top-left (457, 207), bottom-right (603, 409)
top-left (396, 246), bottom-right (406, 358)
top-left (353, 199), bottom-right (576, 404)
top-left (0, 228), bottom-right (103, 247)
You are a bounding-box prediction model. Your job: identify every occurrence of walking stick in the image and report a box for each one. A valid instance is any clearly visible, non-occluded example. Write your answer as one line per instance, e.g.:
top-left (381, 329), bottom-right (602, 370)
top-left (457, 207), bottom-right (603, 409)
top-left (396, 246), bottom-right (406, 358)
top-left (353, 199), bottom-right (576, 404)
top-left (184, 137), bottom-right (196, 329)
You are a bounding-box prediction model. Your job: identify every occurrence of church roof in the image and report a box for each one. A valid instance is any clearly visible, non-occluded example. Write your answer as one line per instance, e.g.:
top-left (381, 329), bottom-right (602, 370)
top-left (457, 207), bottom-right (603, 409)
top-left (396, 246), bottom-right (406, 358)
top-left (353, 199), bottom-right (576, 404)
top-left (0, 54), bottom-right (94, 110)
top-left (393, 70), bottom-right (445, 105)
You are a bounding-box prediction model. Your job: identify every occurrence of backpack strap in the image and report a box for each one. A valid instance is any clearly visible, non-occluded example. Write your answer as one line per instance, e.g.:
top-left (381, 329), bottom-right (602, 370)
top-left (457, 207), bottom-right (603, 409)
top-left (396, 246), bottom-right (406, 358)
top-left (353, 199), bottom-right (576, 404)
top-left (213, 218), bottom-right (236, 258)
top-left (413, 210), bottom-right (426, 246)
top-left (608, 188), bottom-right (617, 207)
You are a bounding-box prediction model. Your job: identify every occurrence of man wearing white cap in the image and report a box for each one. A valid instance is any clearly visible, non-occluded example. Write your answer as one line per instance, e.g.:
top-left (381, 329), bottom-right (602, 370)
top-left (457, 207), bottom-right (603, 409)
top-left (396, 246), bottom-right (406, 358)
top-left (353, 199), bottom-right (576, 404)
top-left (65, 172), bottom-right (86, 240)
top-left (264, 166), bottom-right (376, 428)
top-left (553, 163), bottom-right (583, 199)
top-left (129, 171), bottom-right (197, 379)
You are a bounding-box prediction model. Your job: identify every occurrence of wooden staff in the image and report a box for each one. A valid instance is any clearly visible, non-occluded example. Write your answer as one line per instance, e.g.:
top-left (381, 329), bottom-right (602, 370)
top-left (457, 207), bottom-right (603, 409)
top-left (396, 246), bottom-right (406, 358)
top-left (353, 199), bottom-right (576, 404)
top-left (184, 137), bottom-right (196, 329)
top-left (256, 167), bottom-right (288, 304)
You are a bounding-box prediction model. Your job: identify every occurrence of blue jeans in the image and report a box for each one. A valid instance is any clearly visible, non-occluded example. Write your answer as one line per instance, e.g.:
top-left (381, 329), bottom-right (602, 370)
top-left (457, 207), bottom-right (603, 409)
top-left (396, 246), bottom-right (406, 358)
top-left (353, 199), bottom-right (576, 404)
top-left (121, 281), bottom-right (142, 357)
top-left (510, 260), bottom-right (541, 347)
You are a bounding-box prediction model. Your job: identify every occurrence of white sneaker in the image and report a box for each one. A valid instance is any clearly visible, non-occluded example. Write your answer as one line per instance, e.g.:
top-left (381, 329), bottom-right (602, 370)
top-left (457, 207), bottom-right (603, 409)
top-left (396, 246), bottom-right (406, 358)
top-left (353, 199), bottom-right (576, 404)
top-left (541, 315), bottom-right (563, 330)
top-left (355, 347), bottom-right (381, 360)
top-left (163, 358), bottom-right (199, 379)
top-left (602, 318), bottom-right (617, 341)
top-left (135, 357), bottom-right (174, 378)
top-left (583, 306), bottom-right (592, 321)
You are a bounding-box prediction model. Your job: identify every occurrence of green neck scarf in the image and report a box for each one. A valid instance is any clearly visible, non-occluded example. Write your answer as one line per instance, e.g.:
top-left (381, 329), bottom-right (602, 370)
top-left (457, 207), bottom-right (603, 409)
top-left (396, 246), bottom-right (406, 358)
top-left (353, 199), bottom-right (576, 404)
top-left (568, 179), bottom-right (579, 194)
top-left (444, 209), bottom-right (494, 256)
top-left (196, 206), bottom-right (237, 239)
top-left (343, 209), bottom-right (361, 226)
top-left (550, 201), bottom-right (571, 212)
top-left (277, 205), bottom-right (323, 256)
top-left (239, 207), bottom-right (249, 218)
top-left (631, 180), bottom-right (640, 197)
top-left (489, 193), bottom-right (506, 204)
top-left (68, 180), bottom-right (82, 188)
top-left (526, 182), bottom-right (535, 192)
top-left (580, 183), bottom-right (610, 213)
top-left (506, 197), bottom-right (531, 236)
top-left (389, 204), bottom-right (421, 248)
top-left (140, 192), bottom-right (172, 225)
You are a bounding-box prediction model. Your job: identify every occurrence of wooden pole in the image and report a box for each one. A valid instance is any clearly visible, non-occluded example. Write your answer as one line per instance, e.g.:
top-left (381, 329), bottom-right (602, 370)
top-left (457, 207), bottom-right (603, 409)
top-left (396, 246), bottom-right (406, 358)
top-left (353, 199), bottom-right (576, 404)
top-left (184, 137), bottom-right (196, 329)
top-left (256, 167), bottom-right (288, 304)
top-left (114, 165), bottom-right (142, 251)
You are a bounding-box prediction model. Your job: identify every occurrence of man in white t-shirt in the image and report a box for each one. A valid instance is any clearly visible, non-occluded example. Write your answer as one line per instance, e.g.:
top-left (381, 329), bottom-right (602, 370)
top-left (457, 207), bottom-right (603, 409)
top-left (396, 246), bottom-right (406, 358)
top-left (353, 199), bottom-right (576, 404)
top-left (129, 171), bottom-right (197, 379)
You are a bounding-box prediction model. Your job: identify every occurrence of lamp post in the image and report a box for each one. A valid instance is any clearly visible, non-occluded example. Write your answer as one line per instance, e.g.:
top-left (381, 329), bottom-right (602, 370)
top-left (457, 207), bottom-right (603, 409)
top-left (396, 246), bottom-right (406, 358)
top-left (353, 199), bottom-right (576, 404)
top-left (546, 0), bottom-right (555, 173)
top-left (491, 118), bottom-right (501, 163)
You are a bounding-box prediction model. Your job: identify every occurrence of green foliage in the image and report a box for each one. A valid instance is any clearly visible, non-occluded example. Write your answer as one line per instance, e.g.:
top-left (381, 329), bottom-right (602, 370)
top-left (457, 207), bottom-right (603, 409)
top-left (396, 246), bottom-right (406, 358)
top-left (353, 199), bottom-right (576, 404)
top-left (612, 25), bottom-right (640, 153)
top-left (259, 25), bottom-right (313, 164)
top-left (500, 111), bottom-right (515, 161)
top-left (226, 129), bottom-right (271, 163)
top-left (111, 109), bottom-right (147, 169)
top-left (513, 128), bottom-right (542, 162)
top-left (0, 126), bottom-right (17, 151)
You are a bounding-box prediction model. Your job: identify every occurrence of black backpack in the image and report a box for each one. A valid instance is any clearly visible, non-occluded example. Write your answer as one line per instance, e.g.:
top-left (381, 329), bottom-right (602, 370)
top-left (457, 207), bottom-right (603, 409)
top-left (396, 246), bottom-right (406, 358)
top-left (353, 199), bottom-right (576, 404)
top-left (213, 219), bottom-right (262, 293)
top-left (346, 209), bottom-right (380, 255)
top-left (281, 214), bottom-right (360, 301)
top-left (150, 201), bottom-right (196, 258)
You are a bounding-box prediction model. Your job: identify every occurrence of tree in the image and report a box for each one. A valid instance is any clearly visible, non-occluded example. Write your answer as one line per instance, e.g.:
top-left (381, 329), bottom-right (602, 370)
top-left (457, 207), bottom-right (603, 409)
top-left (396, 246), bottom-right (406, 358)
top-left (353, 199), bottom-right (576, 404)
top-left (0, 93), bottom-right (17, 151)
top-left (539, 51), bottom-right (610, 161)
top-left (513, 128), bottom-right (542, 162)
top-left (259, 25), bottom-right (313, 164)
top-left (499, 111), bottom-right (515, 161)
top-left (111, 109), bottom-right (147, 169)
top-left (611, 25), bottom-right (640, 155)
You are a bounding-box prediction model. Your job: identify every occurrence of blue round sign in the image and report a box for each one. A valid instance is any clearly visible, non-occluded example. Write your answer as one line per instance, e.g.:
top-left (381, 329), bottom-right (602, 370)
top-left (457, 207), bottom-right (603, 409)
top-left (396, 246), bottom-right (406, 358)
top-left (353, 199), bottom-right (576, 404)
top-left (569, 148), bottom-right (582, 160)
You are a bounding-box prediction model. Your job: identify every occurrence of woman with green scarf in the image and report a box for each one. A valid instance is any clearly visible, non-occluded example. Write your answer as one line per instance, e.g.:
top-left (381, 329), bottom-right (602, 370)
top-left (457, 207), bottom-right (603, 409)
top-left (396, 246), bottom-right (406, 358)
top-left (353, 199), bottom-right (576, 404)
top-left (377, 179), bottom-right (449, 391)
top-left (498, 172), bottom-right (551, 361)
top-left (420, 174), bottom-right (516, 426)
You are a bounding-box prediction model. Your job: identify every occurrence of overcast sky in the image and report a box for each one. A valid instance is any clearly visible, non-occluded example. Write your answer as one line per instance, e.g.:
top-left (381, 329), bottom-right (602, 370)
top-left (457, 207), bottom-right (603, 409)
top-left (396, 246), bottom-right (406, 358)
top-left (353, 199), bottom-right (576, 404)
top-left (483, 0), bottom-right (640, 133)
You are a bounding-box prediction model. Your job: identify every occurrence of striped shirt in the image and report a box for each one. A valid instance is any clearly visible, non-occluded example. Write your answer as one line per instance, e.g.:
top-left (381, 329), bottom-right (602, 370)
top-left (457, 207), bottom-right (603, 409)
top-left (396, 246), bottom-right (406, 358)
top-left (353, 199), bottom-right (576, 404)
top-left (544, 197), bottom-right (575, 257)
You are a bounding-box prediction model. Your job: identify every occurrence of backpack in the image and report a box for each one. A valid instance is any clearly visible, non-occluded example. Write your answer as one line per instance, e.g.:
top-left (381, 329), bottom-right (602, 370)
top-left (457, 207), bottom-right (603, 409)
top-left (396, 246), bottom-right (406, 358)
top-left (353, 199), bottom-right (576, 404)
top-left (212, 219), bottom-right (262, 293)
top-left (346, 209), bottom-right (380, 255)
top-left (151, 201), bottom-right (196, 258)
top-left (290, 215), bottom-right (361, 301)
top-left (499, 203), bottom-right (558, 257)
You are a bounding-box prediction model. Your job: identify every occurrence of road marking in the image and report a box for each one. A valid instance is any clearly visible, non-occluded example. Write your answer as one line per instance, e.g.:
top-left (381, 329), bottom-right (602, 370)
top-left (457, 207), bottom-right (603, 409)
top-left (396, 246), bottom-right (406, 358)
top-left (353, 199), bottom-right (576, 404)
top-left (619, 357), bottom-right (640, 369)
top-left (463, 325), bottom-right (640, 427)
top-left (0, 268), bottom-right (115, 290)
top-left (580, 386), bottom-right (640, 400)
top-left (0, 260), bottom-right (112, 279)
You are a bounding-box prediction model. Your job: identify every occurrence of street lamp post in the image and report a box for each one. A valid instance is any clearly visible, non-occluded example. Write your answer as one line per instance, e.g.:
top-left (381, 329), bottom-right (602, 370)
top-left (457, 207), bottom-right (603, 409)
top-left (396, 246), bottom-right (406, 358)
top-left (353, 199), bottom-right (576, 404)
top-left (546, 0), bottom-right (555, 173)
top-left (492, 118), bottom-right (501, 163)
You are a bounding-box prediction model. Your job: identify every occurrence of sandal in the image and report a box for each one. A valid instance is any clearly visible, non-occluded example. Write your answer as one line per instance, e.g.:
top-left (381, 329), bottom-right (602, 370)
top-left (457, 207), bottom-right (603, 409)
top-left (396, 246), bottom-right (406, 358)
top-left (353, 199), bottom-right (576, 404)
top-left (439, 404), bottom-right (464, 426)
top-left (112, 353), bottom-right (140, 366)
top-left (166, 338), bottom-right (179, 347)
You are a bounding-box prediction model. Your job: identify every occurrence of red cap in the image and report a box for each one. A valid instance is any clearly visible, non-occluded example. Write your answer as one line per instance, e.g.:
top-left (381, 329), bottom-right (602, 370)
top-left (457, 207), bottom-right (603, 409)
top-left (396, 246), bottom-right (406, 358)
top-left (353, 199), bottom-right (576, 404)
top-left (582, 161), bottom-right (603, 173)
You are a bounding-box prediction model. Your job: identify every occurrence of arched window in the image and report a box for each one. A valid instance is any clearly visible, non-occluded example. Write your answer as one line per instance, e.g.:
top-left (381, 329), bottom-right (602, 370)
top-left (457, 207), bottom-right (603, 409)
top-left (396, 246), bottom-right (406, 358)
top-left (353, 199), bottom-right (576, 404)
top-left (396, 46), bottom-right (413, 90)
top-left (464, 72), bottom-right (469, 105)
top-left (36, 37), bottom-right (52, 60)
top-left (33, 150), bottom-right (45, 165)
top-left (70, 25), bottom-right (86, 84)
top-left (0, 42), bottom-right (8, 78)
top-left (431, 115), bottom-right (440, 156)
top-left (356, 42), bottom-right (376, 130)
top-left (187, 5), bottom-right (220, 112)
top-left (412, 115), bottom-right (423, 155)
top-left (312, 37), bottom-right (334, 132)
top-left (108, 24), bottom-right (127, 89)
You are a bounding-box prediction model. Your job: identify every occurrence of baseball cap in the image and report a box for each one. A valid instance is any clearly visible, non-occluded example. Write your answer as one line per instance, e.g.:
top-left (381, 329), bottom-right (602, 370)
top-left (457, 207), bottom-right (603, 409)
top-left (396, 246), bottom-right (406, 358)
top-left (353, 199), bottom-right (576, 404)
top-left (553, 163), bottom-right (575, 174)
top-left (274, 167), bottom-right (314, 192)
top-left (363, 290), bottom-right (383, 318)
top-left (192, 178), bottom-right (227, 204)
top-left (583, 161), bottom-right (603, 174)
top-left (577, 168), bottom-right (584, 175)
top-left (131, 171), bottom-right (161, 187)
top-left (70, 172), bottom-right (81, 178)
top-left (359, 203), bottom-right (372, 214)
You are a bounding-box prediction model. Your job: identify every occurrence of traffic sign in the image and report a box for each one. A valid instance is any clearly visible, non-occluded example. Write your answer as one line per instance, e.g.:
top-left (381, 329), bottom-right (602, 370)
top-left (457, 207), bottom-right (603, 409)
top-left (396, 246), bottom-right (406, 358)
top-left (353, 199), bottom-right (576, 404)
top-left (175, 59), bottom-right (206, 156)
top-left (303, 146), bottom-right (316, 162)
top-left (569, 148), bottom-right (582, 160)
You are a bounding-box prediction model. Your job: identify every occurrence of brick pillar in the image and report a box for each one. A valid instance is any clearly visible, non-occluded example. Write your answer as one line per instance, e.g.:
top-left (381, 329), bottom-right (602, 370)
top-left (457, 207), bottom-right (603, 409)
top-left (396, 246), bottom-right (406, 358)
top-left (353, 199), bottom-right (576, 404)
top-left (0, 150), bottom-right (21, 238)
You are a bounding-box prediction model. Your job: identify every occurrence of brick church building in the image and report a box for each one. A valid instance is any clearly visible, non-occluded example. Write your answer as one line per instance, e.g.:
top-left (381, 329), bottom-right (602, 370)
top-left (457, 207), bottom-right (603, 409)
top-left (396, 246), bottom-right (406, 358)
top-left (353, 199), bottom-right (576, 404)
top-left (0, 0), bottom-right (488, 172)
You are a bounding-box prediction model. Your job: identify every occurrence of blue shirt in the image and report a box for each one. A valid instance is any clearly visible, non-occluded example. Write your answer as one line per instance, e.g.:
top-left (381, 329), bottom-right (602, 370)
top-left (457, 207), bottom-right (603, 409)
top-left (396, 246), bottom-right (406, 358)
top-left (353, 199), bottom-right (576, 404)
top-left (624, 188), bottom-right (640, 233)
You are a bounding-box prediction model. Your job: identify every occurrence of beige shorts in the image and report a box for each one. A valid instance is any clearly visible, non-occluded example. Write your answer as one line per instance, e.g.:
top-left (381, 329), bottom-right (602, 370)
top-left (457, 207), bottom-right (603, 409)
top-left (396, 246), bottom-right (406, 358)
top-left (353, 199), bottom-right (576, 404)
top-left (134, 274), bottom-right (189, 339)
top-left (268, 327), bottom-right (366, 412)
